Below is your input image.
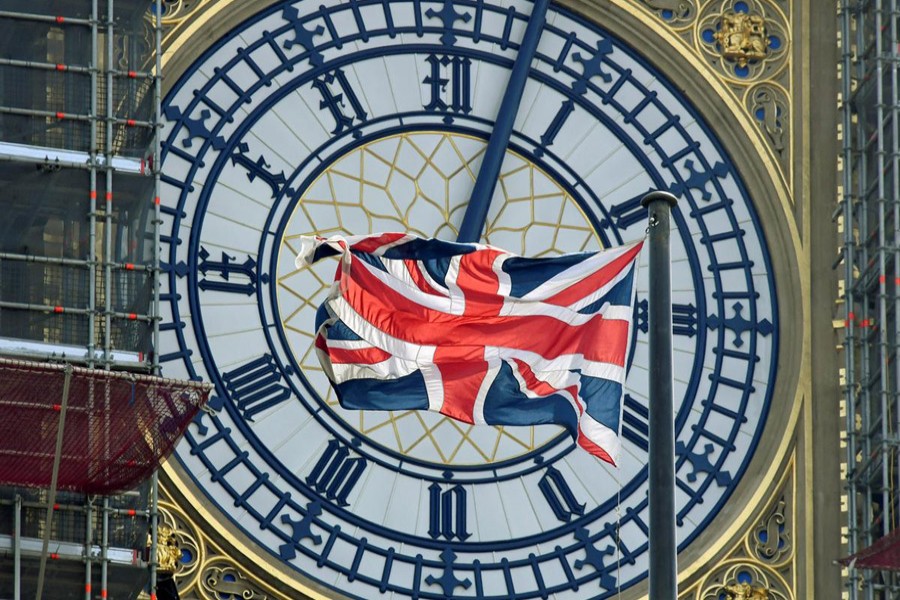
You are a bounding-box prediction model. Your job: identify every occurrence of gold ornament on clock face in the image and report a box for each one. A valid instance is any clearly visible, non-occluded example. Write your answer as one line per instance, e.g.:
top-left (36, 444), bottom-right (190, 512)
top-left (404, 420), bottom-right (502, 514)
top-left (276, 131), bottom-right (601, 466)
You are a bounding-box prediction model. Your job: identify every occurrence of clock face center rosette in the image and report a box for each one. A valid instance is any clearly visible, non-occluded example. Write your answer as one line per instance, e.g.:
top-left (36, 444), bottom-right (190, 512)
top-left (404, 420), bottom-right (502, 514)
top-left (274, 130), bottom-right (602, 467)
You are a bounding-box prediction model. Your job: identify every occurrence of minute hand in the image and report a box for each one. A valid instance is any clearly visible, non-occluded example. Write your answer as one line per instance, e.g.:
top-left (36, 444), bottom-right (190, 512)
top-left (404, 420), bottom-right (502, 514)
top-left (456, 0), bottom-right (551, 243)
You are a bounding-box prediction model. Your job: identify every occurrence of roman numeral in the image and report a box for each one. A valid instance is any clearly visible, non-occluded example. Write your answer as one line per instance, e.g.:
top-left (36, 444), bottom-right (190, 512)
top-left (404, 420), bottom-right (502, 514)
top-left (536, 99), bottom-right (574, 156)
top-left (221, 354), bottom-right (292, 421)
top-left (423, 54), bottom-right (472, 124)
top-left (306, 439), bottom-right (367, 506)
top-left (428, 483), bottom-right (471, 541)
top-left (634, 300), bottom-right (698, 338)
top-left (672, 303), bottom-right (698, 337)
top-left (538, 465), bottom-right (585, 522)
top-left (229, 142), bottom-right (292, 200)
top-left (621, 394), bottom-right (649, 452)
top-left (312, 69), bottom-right (368, 138)
top-left (603, 191), bottom-right (649, 231)
top-left (197, 246), bottom-right (262, 296)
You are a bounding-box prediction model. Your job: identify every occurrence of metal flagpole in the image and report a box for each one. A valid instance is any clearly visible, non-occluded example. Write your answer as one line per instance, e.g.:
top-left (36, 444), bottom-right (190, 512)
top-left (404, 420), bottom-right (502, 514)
top-left (457, 0), bottom-right (550, 243)
top-left (641, 191), bottom-right (678, 599)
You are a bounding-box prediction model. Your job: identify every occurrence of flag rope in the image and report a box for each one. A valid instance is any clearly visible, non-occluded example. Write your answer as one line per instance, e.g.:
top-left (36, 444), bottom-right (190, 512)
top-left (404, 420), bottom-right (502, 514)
top-left (616, 472), bottom-right (622, 599)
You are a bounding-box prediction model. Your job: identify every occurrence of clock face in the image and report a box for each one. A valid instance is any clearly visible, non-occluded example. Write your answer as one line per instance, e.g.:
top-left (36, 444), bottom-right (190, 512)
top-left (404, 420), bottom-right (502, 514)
top-left (157, 1), bottom-right (779, 598)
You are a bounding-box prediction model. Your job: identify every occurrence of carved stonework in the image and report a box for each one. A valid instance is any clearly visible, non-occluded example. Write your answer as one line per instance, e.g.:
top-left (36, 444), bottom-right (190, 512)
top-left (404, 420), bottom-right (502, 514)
top-left (152, 525), bottom-right (182, 573)
top-left (141, 0), bottom-right (216, 62)
top-left (151, 500), bottom-right (206, 589)
top-left (679, 456), bottom-right (796, 599)
top-left (746, 83), bottom-right (789, 154)
top-left (634, 0), bottom-right (792, 188)
top-left (715, 12), bottom-right (768, 67)
top-left (158, 0), bottom-right (211, 28)
top-left (696, 0), bottom-right (789, 84)
top-left (200, 558), bottom-right (270, 600)
top-left (753, 495), bottom-right (791, 563)
top-left (699, 563), bottom-right (791, 600)
top-left (722, 581), bottom-right (772, 599)
top-left (642, 0), bottom-right (697, 28)
top-left (145, 485), bottom-right (285, 600)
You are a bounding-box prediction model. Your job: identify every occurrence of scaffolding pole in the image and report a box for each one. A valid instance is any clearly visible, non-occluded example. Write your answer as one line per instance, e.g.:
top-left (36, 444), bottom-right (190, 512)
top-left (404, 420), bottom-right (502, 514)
top-left (0, 0), bottom-right (167, 597)
top-left (149, 0), bottom-right (165, 597)
top-left (35, 365), bottom-right (73, 600)
top-left (841, 1), bottom-right (900, 597)
top-left (13, 495), bottom-right (21, 600)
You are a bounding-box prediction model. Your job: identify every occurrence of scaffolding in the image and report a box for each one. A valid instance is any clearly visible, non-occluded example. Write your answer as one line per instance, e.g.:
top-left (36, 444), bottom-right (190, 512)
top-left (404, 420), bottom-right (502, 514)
top-left (0, 0), bottom-right (167, 598)
top-left (840, 0), bottom-right (900, 597)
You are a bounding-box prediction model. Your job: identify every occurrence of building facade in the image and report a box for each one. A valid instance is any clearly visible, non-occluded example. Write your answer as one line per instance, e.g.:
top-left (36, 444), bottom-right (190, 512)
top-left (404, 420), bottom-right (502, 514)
top-left (0, 0), bottom-right (868, 598)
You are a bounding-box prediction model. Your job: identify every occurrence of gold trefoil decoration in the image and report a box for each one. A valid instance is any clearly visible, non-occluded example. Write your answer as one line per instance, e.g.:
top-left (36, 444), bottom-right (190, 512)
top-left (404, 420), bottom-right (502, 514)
top-left (722, 582), bottom-right (771, 599)
top-left (715, 12), bottom-right (769, 68)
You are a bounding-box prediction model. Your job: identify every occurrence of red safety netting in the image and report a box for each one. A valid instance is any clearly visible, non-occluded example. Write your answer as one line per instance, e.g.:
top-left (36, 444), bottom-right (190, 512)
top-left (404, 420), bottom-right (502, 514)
top-left (0, 358), bottom-right (211, 495)
top-left (840, 527), bottom-right (900, 571)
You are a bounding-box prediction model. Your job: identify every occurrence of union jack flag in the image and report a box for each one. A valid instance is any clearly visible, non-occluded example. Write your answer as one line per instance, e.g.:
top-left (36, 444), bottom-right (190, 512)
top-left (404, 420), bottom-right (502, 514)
top-left (296, 233), bottom-right (643, 465)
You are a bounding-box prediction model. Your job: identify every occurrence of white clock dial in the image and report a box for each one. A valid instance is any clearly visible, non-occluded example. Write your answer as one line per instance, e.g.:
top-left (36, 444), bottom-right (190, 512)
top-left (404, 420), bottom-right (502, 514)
top-left (158, 1), bottom-right (779, 598)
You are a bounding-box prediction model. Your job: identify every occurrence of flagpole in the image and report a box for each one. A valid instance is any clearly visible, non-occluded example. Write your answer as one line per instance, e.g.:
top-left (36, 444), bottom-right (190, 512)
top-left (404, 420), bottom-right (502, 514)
top-left (457, 0), bottom-right (550, 243)
top-left (640, 190), bottom-right (678, 599)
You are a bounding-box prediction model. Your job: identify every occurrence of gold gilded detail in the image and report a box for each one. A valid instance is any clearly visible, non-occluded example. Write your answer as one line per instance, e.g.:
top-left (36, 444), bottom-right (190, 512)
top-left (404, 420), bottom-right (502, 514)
top-left (693, 0), bottom-right (791, 183)
top-left (201, 558), bottom-right (269, 599)
top-left (147, 525), bottom-right (181, 573)
top-left (696, 1), bottom-right (789, 84)
top-left (753, 497), bottom-right (790, 563)
top-left (722, 582), bottom-right (771, 599)
top-left (715, 12), bottom-right (769, 68)
top-left (680, 457), bottom-right (795, 599)
top-left (746, 83), bottom-right (788, 154)
top-left (642, 0), bottom-right (695, 27)
top-left (158, 0), bottom-right (209, 27)
top-left (695, 562), bottom-right (791, 600)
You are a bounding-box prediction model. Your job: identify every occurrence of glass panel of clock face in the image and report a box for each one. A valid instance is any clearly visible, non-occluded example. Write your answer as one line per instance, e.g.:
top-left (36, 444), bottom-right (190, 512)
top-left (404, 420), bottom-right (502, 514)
top-left (157, 1), bottom-right (778, 598)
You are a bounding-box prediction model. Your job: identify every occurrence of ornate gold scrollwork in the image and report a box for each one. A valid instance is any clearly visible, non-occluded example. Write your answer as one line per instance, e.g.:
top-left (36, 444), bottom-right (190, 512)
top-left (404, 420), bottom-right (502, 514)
top-left (642, 0), bottom-right (697, 28)
top-left (722, 582), bottom-right (771, 599)
top-left (145, 487), bottom-right (283, 599)
top-left (201, 558), bottom-right (270, 599)
top-left (152, 525), bottom-right (182, 573)
top-left (679, 456), bottom-right (795, 600)
top-left (753, 497), bottom-right (791, 563)
top-left (698, 563), bottom-right (791, 600)
top-left (158, 0), bottom-right (209, 27)
top-left (715, 12), bottom-right (769, 67)
top-left (746, 84), bottom-right (788, 154)
top-left (696, 0), bottom-right (789, 83)
top-left (143, 500), bottom-right (205, 597)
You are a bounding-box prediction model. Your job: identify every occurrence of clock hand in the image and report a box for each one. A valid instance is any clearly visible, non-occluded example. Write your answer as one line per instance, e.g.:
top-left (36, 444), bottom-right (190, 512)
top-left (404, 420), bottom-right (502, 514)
top-left (456, 0), bottom-right (550, 243)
